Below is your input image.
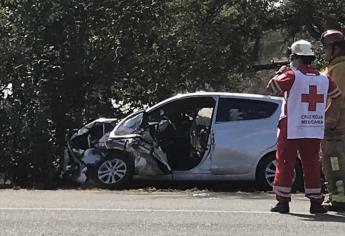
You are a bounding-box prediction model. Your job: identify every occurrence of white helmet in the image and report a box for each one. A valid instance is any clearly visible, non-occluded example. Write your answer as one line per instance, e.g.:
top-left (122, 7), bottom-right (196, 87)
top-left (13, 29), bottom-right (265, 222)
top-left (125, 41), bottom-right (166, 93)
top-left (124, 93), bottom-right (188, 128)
top-left (290, 40), bottom-right (315, 56)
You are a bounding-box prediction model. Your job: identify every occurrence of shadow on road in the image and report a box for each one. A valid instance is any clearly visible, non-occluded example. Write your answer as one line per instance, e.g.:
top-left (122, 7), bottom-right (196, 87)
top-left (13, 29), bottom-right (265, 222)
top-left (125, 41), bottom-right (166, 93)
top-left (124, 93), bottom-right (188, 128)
top-left (289, 212), bottom-right (345, 223)
top-left (128, 180), bottom-right (259, 192)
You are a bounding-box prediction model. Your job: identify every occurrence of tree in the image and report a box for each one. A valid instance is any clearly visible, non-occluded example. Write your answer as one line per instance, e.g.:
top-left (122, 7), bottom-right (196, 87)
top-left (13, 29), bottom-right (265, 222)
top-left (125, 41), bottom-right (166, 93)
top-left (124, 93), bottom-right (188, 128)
top-left (272, 0), bottom-right (345, 39)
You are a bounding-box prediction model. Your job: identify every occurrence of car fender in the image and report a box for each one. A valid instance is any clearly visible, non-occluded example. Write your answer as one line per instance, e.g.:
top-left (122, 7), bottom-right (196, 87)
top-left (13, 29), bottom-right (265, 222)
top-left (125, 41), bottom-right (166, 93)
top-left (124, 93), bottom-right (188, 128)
top-left (250, 145), bottom-right (277, 179)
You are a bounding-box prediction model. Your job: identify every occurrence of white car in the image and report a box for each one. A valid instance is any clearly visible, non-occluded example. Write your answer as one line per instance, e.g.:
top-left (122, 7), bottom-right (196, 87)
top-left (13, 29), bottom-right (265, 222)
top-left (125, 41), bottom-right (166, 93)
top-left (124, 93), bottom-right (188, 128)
top-left (62, 92), bottom-right (303, 190)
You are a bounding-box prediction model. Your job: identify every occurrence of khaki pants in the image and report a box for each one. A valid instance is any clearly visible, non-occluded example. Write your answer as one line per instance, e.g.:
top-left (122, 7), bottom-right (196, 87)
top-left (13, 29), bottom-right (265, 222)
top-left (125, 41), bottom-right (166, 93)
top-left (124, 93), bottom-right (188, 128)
top-left (321, 134), bottom-right (345, 203)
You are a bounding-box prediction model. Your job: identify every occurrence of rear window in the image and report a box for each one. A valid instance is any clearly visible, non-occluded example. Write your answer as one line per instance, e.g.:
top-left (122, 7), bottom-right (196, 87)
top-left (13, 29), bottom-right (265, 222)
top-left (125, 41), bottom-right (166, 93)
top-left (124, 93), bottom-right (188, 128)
top-left (216, 98), bottom-right (278, 122)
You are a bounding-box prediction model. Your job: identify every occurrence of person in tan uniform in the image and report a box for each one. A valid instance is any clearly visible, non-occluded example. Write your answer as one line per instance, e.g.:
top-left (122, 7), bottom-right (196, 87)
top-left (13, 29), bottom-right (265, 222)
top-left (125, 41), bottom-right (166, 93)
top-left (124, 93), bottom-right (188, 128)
top-left (320, 29), bottom-right (345, 210)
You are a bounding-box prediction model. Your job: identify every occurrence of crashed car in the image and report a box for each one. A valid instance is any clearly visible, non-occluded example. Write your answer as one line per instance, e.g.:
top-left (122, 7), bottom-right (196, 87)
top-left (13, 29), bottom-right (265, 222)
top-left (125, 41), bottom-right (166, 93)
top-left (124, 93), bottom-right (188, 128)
top-left (62, 92), bottom-right (303, 190)
top-left (62, 118), bottom-right (118, 183)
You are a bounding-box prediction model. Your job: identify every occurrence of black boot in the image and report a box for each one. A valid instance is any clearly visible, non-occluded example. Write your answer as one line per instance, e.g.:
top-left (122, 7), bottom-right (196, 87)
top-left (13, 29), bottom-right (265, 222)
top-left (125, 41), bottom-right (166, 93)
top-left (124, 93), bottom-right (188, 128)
top-left (270, 202), bottom-right (289, 213)
top-left (310, 202), bottom-right (327, 214)
top-left (325, 202), bottom-right (345, 212)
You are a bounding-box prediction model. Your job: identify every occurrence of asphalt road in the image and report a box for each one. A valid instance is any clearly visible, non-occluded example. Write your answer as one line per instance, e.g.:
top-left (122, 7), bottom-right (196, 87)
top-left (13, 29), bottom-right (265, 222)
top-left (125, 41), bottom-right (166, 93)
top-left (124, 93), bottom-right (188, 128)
top-left (0, 187), bottom-right (345, 236)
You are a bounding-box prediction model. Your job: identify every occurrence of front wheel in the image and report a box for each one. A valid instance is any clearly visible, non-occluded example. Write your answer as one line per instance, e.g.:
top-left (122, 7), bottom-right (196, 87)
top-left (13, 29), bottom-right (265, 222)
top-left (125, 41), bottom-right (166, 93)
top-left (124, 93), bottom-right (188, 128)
top-left (92, 154), bottom-right (134, 189)
top-left (256, 154), bottom-right (303, 191)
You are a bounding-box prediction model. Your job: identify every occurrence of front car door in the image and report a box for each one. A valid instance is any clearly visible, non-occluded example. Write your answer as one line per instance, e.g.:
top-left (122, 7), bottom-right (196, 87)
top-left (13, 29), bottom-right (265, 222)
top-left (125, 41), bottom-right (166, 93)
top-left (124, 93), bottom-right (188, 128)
top-left (147, 96), bottom-right (216, 172)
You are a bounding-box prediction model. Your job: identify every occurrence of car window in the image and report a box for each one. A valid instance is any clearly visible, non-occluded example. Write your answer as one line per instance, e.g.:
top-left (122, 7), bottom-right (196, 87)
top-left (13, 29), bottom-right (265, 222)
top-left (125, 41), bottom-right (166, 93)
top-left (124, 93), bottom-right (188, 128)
top-left (216, 98), bottom-right (278, 122)
top-left (148, 97), bottom-right (216, 138)
top-left (148, 97), bottom-right (216, 123)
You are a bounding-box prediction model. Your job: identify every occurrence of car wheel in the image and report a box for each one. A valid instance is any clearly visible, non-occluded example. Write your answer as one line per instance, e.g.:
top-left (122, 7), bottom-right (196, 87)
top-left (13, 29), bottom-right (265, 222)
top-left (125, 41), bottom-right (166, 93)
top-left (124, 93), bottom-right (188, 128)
top-left (93, 154), bottom-right (134, 189)
top-left (256, 154), bottom-right (303, 191)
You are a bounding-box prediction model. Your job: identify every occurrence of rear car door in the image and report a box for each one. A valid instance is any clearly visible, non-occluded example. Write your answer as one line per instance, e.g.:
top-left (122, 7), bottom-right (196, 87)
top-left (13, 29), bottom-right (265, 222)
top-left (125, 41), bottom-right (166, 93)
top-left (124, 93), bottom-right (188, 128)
top-left (211, 97), bottom-right (280, 175)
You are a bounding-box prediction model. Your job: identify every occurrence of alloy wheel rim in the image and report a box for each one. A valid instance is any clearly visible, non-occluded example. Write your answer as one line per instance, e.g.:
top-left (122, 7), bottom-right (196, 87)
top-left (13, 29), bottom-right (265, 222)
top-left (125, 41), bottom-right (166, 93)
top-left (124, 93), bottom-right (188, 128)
top-left (98, 159), bottom-right (127, 184)
top-left (265, 160), bottom-right (296, 187)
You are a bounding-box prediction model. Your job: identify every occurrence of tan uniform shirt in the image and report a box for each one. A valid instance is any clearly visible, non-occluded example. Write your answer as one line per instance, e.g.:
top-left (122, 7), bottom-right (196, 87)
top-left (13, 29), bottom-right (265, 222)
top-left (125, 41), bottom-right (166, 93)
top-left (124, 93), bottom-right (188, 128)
top-left (324, 56), bottom-right (345, 136)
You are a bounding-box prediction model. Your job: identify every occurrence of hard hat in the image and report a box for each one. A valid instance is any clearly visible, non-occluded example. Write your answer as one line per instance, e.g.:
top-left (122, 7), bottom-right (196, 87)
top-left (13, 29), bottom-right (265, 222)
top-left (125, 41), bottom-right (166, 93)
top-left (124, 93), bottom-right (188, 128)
top-left (290, 40), bottom-right (315, 56)
top-left (321, 29), bottom-right (344, 45)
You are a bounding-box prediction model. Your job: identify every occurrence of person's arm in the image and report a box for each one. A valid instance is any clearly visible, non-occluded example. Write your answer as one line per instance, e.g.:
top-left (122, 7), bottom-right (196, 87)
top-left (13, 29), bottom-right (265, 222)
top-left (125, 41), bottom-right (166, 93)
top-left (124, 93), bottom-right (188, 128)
top-left (267, 75), bottom-right (282, 94)
top-left (325, 74), bottom-right (343, 130)
top-left (266, 66), bottom-right (294, 94)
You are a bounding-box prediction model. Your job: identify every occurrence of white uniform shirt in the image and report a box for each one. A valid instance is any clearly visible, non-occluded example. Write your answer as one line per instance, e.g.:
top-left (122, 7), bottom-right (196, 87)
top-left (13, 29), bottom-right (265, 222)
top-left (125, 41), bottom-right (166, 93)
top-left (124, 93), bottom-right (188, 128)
top-left (287, 70), bottom-right (329, 139)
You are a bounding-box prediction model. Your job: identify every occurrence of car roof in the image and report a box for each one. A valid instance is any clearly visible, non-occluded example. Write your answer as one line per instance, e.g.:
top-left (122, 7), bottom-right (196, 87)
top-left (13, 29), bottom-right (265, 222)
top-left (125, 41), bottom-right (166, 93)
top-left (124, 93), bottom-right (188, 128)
top-left (147, 92), bottom-right (282, 112)
top-left (84, 118), bottom-right (118, 129)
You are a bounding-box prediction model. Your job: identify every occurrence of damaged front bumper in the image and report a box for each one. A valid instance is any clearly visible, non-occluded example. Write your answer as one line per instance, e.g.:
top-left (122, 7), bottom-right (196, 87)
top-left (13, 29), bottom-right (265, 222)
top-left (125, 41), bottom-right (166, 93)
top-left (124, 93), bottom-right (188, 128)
top-left (61, 142), bottom-right (105, 184)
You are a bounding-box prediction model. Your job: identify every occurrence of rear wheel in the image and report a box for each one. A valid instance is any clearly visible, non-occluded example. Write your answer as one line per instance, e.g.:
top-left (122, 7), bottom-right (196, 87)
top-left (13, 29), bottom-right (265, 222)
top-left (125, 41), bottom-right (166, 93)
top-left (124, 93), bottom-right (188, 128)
top-left (256, 154), bottom-right (303, 191)
top-left (93, 154), bottom-right (134, 189)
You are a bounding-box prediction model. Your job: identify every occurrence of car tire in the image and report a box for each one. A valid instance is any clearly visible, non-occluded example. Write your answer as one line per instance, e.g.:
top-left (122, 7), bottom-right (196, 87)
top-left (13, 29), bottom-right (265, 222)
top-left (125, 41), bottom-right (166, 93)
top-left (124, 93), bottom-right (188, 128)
top-left (92, 153), bottom-right (134, 189)
top-left (256, 153), bottom-right (303, 192)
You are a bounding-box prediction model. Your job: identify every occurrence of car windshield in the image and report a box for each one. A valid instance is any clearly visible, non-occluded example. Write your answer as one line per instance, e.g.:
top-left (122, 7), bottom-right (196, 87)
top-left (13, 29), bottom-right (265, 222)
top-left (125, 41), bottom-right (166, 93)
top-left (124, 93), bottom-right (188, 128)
top-left (113, 112), bottom-right (144, 136)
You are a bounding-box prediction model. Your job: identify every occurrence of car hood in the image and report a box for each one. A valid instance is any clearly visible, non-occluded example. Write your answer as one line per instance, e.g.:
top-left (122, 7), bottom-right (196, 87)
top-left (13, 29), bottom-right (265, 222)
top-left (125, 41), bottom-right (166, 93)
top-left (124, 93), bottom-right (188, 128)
top-left (71, 118), bottom-right (118, 139)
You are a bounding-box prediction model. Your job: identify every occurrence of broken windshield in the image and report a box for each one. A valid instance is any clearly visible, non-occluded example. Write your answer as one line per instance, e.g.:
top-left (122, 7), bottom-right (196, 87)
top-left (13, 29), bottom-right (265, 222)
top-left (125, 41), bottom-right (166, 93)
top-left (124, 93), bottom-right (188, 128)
top-left (113, 112), bottom-right (144, 136)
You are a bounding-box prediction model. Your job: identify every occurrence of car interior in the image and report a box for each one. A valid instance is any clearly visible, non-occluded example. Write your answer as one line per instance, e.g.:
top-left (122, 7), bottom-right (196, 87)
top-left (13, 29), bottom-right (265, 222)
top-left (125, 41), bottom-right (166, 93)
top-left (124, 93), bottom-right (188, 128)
top-left (148, 97), bottom-right (216, 171)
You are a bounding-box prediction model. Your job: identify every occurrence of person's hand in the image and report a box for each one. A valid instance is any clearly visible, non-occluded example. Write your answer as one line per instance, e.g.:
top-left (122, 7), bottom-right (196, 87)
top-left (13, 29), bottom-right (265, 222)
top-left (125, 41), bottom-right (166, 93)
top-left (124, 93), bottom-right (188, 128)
top-left (275, 65), bottom-right (289, 75)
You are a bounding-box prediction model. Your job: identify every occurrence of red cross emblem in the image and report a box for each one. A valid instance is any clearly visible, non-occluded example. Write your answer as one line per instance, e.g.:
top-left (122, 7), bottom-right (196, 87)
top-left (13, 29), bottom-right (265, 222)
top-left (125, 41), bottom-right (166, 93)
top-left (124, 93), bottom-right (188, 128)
top-left (301, 85), bottom-right (324, 111)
